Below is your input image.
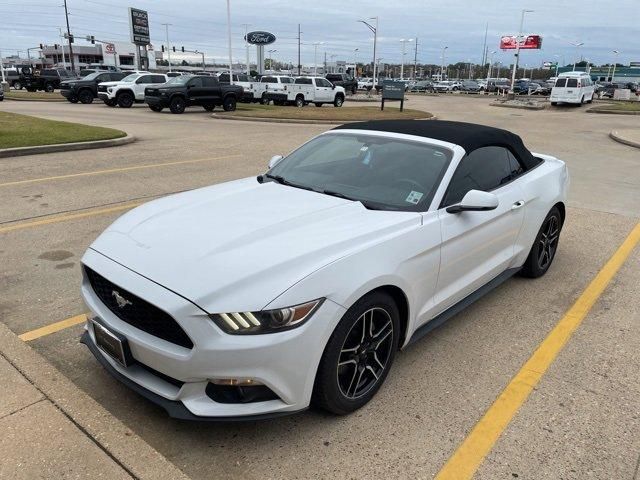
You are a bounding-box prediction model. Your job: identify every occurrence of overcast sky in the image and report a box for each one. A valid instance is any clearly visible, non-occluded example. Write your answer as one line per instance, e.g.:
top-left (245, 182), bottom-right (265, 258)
top-left (1, 0), bottom-right (638, 67)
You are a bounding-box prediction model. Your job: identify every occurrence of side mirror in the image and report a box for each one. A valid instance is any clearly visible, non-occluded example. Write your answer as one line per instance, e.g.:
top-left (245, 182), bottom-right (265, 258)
top-left (446, 190), bottom-right (499, 214)
top-left (268, 155), bottom-right (283, 169)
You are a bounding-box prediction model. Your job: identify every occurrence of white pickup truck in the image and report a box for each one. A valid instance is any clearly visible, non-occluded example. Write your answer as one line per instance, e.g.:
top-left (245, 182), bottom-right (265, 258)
top-left (286, 77), bottom-right (346, 107)
top-left (97, 72), bottom-right (169, 107)
top-left (254, 75), bottom-right (295, 105)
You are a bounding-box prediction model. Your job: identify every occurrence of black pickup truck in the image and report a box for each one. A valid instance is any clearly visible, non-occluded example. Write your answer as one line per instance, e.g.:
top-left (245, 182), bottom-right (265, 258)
top-left (325, 73), bottom-right (358, 94)
top-left (22, 68), bottom-right (75, 92)
top-left (144, 75), bottom-right (244, 114)
top-left (59, 71), bottom-right (128, 104)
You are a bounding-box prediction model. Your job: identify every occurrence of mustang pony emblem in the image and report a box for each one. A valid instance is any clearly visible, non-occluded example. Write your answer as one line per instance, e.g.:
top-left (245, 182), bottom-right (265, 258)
top-left (112, 290), bottom-right (132, 308)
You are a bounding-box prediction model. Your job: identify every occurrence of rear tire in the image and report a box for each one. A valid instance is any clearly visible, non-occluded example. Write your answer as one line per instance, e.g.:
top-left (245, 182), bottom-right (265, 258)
top-left (312, 291), bottom-right (400, 415)
top-left (223, 96), bottom-right (237, 111)
top-left (351, 86), bottom-right (357, 95)
top-left (45, 83), bottom-right (54, 93)
top-left (117, 91), bottom-right (134, 108)
top-left (520, 207), bottom-right (563, 278)
top-left (78, 89), bottom-right (93, 104)
top-left (295, 95), bottom-right (305, 108)
top-left (169, 96), bottom-right (186, 114)
top-left (13, 81), bottom-right (22, 90)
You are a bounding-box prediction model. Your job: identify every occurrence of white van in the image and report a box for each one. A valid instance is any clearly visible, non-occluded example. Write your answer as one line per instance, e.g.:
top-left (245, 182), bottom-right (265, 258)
top-left (550, 72), bottom-right (595, 106)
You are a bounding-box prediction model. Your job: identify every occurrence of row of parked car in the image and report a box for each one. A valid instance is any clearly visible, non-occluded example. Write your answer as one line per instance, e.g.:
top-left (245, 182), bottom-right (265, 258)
top-left (51, 70), bottom-right (347, 114)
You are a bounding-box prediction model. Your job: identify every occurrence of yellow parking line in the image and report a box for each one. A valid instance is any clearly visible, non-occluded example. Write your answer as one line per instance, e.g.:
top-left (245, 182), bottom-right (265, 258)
top-left (19, 314), bottom-right (88, 342)
top-left (0, 155), bottom-right (240, 188)
top-left (435, 222), bottom-right (640, 480)
top-left (0, 201), bottom-right (144, 234)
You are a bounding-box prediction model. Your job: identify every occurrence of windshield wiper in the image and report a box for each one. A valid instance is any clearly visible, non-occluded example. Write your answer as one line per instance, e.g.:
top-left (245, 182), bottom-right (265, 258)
top-left (322, 189), bottom-right (385, 210)
top-left (262, 173), bottom-right (315, 192)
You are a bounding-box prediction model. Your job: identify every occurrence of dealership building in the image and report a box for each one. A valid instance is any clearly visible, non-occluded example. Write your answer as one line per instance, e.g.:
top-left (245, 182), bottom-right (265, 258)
top-left (40, 42), bottom-right (161, 71)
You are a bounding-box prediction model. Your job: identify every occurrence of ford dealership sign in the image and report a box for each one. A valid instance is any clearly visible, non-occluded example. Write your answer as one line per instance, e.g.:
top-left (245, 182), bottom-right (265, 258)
top-left (245, 31), bottom-right (276, 45)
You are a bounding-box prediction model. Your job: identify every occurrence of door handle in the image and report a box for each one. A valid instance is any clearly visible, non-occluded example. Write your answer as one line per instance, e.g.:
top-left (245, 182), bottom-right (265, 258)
top-left (511, 200), bottom-right (525, 210)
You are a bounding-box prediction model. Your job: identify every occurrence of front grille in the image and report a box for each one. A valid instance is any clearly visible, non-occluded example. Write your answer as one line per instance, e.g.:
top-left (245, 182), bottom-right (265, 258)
top-left (98, 85), bottom-right (107, 92)
top-left (85, 267), bottom-right (193, 349)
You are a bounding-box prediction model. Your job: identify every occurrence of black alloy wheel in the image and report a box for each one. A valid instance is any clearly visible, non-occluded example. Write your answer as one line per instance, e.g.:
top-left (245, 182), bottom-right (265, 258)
top-left (223, 96), bottom-right (236, 111)
top-left (78, 89), bottom-right (94, 104)
top-left (117, 92), bottom-right (134, 108)
top-left (68, 95), bottom-right (79, 103)
top-left (313, 291), bottom-right (400, 414)
top-left (169, 96), bottom-right (186, 114)
top-left (521, 207), bottom-right (562, 278)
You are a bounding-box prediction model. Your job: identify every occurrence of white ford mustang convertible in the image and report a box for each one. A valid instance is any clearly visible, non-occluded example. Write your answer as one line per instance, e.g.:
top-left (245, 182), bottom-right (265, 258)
top-left (81, 120), bottom-right (569, 419)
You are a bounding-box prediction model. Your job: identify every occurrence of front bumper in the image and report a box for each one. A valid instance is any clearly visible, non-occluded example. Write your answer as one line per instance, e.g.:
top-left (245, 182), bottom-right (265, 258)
top-left (144, 96), bottom-right (170, 108)
top-left (59, 88), bottom-right (75, 98)
top-left (80, 248), bottom-right (345, 420)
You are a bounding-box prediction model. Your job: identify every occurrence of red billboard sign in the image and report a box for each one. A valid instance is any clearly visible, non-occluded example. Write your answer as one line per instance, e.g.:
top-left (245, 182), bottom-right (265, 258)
top-left (500, 35), bottom-right (542, 50)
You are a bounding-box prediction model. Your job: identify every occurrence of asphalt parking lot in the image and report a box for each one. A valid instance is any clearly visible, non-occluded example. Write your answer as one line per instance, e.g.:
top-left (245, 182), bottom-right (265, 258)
top-left (1, 96), bottom-right (639, 479)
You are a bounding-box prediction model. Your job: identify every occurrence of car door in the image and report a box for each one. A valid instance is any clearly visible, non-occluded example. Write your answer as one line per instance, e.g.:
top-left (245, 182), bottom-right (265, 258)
top-left (432, 146), bottom-right (526, 315)
top-left (133, 75), bottom-right (152, 101)
top-left (316, 78), bottom-right (333, 101)
top-left (202, 77), bottom-right (221, 104)
top-left (186, 77), bottom-right (205, 105)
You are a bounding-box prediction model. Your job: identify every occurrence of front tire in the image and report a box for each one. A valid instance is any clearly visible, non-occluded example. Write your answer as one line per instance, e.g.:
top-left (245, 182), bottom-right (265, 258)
top-left (117, 91), bottom-right (134, 108)
top-left (78, 89), bottom-right (94, 104)
top-left (333, 95), bottom-right (344, 107)
top-left (45, 83), bottom-right (54, 93)
top-left (312, 291), bottom-right (400, 415)
top-left (13, 81), bottom-right (22, 90)
top-left (521, 207), bottom-right (563, 278)
top-left (104, 99), bottom-right (116, 107)
top-left (169, 96), bottom-right (186, 114)
top-left (223, 96), bottom-right (237, 111)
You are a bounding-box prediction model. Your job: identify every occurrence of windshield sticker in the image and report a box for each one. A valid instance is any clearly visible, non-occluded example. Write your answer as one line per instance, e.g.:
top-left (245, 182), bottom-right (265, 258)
top-left (406, 191), bottom-right (424, 204)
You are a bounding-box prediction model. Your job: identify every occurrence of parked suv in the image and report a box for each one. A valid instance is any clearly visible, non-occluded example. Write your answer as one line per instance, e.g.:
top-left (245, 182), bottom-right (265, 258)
top-left (325, 73), bottom-right (358, 94)
top-left (60, 71), bottom-right (128, 104)
top-left (144, 75), bottom-right (244, 114)
top-left (23, 68), bottom-right (74, 92)
top-left (97, 72), bottom-right (168, 107)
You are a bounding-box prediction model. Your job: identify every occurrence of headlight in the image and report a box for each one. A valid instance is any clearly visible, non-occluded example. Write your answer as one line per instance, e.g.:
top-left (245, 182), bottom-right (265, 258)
top-left (209, 299), bottom-right (323, 335)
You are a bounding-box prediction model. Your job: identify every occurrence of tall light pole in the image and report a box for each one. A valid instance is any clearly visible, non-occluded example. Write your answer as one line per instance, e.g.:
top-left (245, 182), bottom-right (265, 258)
top-left (611, 50), bottom-right (620, 82)
top-left (162, 23), bottom-right (172, 72)
top-left (313, 42), bottom-right (324, 75)
top-left (399, 38), bottom-right (413, 79)
top-left (63, 0), bottom-right (75, 72)
top-left (226, 0), bottom-right (233, 84)
top-left (570, 42), bottom-right (584, 70)
top-left (440, 46), bottom-right (448, 81)
top-left (268, 49), bottom-right (277, 71)
top-left (242, 23), bottom-right (251, 75)
top-left (358, 17), bottom-right (378, 90)
top-left (510, 9), bottom-right (533, 94)
top-left (487, 50), bottom-right (496, 82)
top-left (57, 27), bottom-right (67, 70)
top-left (354, 48), bottom-right (359, 74)
top-left (0, 49), bottom-right (5, 84)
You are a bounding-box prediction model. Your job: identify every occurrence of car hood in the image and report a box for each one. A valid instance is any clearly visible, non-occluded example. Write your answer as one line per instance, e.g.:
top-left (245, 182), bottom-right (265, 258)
top-left (89, 177), bottom-right (421, 313)
top-left (99, 81), bottom-right (124, 87)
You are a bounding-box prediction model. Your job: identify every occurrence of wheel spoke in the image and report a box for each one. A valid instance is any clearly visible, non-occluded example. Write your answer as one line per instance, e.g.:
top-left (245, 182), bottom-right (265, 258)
top-left (372, 351), bottom-right (385, 370)
top-left (347, 368), bottom-right (365, 398)
top-left (338, 359), bottom-right (357, 368)
top-left (365, 365), bottom-right (379, 380)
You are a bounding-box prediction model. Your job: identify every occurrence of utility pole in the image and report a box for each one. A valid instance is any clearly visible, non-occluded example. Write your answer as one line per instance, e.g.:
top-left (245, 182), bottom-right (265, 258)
top-left (162, 23), bottom-right (172, 72)
top-left (57, 27), bottom-right (67, 69)
top-left (510, 9), bottom-right (533, 95)
top-left (63, 0), bottom-right (75, 72)
top-left (481, 22), bottom-right (488, 67)
top-left (242, 23), bottom-right (250, 74)
top-left (226, 0), bottom-right (233, 84)
top-left (297, 24), bottom-right (301, 75)
top-left (413, 37), bottom-right (418, 80)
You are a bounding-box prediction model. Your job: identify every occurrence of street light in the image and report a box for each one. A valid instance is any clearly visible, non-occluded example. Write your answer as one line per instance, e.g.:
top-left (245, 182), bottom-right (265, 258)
top-left (225, 0), bottom-right (233, 84)
top-left (268, 49), bottom-right (277, 71)
top-left (440, 46), bottom-right (448, 81)
top-left (570, 41), bottom-right (584, 71)
top-left (313, 42), bottom-right (324, 75)
top-left (486, 50), bottom-right (497, 82)
top-left (509, 9), bottom-right (533, 94)
top-left (611, 49), bottom-right (620, 82)
top-left (161, 23), bottom-right (172, 72)
top-left (399, 38), bottom-right (413, 79)
top-left (242, 23), bottom-right (251, 75)
top-left (358, 17), bottom-right (378, 91)
top-left (354, 48), bottom-right (359, 74)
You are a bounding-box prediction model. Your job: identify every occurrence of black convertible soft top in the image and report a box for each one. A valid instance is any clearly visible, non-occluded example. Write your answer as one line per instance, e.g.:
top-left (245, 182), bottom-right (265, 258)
top-left (334, 120), bottom-right (540, 170)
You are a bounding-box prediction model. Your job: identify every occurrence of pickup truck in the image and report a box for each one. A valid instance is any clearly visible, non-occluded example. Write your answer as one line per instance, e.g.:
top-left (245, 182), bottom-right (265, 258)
top-left (325, 73), bottom-right (358, 94)
top-left (97, 72), bottom-right (168, 107)
top-left (253, 75), bottom-right (295, 105)
top-left (23, 68), bottom-right (75, 92)
top-left (59, 71), bottom-right (128, 104)
top-left (217, 73), bottom-right (259, 102)
top-left (286, 76), bottom-right (346, 107)
top-left (144, 75), bottom-right (244, 114)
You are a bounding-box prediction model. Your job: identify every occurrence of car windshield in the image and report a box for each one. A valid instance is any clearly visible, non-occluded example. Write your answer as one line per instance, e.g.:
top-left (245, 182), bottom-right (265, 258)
top-left (267, 133), bottom-right (453, 211)
top-left (82, 72), bottom-right (103, 80)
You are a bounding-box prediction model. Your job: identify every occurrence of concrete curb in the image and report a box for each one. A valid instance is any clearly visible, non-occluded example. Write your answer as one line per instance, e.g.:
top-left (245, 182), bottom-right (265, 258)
top-left (610, 130), bottom-right (640, 149)
top-left (490, 102), bottom-right (546, 111)
top-left (0, 321), bottom-right (190, 480)
top-left (4, 96), bottom-right (66, 102)
top-left (587, 108), bottom-right (640, 115)
top-left (211, 113), bottom-right (435, 125)
top-left (0, 134), bottom-right (135, 158)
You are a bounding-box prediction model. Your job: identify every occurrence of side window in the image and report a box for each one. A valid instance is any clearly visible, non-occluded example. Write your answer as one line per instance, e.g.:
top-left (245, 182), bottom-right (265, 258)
top-left (506, 150), bottom-right (524, 178)
top-left (317, 78), bottom-right (332, 87)
top-left (295, 78), bottom-right (312, 85)
top-left (202, 77), bottom-right (219, 87)
top-left (281, 77), bottom-right (293, 84)
top-left (97, 73), bottom-right (110, 82)
top-left (188, 78), bottom-right (204, 88)
top-left (442, 146), bottom-right (513, 207)
top-left (136, 75), bottom-right (152, 84)
top-left (152, 75), bottom-right (166, 83)
top-left (566, 78), bottom-right (578, 88)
